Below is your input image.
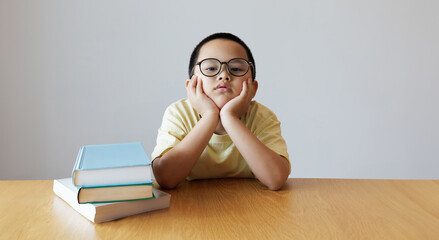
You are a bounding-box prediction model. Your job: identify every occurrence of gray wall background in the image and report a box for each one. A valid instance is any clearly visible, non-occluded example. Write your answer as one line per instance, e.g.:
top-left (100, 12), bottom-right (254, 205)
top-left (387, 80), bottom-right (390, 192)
top-left (1, 0), bottom-right (438, 180)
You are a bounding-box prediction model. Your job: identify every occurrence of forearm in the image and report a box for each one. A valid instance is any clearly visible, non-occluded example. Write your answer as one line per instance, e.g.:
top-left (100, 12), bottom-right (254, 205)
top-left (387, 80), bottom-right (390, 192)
top-left (153, 113), bottom-right (218, 189)
top-left (221, 114), bottom-right (290, 190)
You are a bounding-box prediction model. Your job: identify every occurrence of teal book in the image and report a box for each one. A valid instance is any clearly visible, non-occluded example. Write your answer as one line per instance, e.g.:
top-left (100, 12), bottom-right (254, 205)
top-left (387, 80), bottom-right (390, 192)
top-left (77, 181), bottom-right (154, 204)
top-left (72, 142), bottom-right (153, 187)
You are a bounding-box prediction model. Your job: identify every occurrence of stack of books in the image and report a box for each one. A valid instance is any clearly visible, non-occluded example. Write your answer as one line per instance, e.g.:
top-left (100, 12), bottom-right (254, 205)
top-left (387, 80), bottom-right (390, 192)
top-left (72, 142), bottom-right (155, 203)
top-left (53, 142), bottom-right (170, 223)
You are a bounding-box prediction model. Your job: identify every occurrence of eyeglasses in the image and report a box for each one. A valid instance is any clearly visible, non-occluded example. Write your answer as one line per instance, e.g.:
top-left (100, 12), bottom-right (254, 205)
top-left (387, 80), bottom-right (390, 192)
top-left (193, 58), bottom-right (253, 77)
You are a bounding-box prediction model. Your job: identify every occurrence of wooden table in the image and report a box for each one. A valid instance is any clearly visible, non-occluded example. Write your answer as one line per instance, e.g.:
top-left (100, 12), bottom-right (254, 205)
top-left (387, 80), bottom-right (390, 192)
top-left (1, 178), bottom-right (439, 239)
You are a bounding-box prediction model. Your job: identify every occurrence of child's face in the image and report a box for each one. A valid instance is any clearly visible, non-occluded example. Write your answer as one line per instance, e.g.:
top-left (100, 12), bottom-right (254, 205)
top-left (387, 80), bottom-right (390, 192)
top-left (193, 39), bottom-right (253, 109)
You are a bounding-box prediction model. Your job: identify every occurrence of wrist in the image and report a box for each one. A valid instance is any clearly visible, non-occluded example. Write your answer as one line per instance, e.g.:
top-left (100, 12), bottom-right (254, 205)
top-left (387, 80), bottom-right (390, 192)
top-left (220, 110), bottom-right (239, 121)
top-left (201, 111), bottom-right (220, 121)
top-left (199, 101), bottom-right (220, 118)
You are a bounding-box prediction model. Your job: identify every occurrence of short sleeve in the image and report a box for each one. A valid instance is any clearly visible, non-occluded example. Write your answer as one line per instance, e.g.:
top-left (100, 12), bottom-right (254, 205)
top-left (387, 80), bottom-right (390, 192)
top-left (150, 105), bottom-right (189, 161)
top-left (248, 103), bottom-right (291, 174)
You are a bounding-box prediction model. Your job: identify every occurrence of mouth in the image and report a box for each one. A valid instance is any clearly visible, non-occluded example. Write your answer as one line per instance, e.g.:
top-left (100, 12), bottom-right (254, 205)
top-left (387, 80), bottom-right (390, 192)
top-left (215, 83), bottom-right (231, 92)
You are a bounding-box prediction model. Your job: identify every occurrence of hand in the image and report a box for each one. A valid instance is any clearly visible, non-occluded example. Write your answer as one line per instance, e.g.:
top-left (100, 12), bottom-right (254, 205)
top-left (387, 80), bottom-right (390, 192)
top-left (220, 78), bottom-right (258, 119)
top-left (186, 75), bottom-right (219, 117)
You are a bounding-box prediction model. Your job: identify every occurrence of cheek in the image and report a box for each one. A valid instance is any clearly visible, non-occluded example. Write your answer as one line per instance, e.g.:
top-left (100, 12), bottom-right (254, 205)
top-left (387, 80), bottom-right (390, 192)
top-left (233, 72), bottom-right (251, 90)
top-left (199, 77), bottom-right (213, 94)
top-left (202, 83), bottom-right (209, 94)
top-left (233, 79), bottom-right (246, 92)
top-left (235, 84), bottom-right (243, 94)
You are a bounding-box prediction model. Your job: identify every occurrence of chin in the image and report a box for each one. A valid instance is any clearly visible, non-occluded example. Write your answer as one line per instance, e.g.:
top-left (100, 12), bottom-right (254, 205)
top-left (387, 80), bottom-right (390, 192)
top-left (214, 99), bottom-right (229, 109)
top-left (208, 93), bottom-right (238, 109)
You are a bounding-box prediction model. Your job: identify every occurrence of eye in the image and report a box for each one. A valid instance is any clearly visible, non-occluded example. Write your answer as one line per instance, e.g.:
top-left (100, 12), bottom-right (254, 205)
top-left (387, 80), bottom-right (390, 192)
top-left (229, 59), bottom-right (248, 74)
top-left (231, 67), bottom-right (244, 72)
top-left (205, 67), bottom-right (218, 71)
top-left (200, 59), bottom-right (220, 73)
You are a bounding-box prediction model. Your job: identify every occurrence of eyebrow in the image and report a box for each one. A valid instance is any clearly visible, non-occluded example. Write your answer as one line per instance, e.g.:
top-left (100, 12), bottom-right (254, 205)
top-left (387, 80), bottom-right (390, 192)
top-left (197, 57), bottom-right (250, 63)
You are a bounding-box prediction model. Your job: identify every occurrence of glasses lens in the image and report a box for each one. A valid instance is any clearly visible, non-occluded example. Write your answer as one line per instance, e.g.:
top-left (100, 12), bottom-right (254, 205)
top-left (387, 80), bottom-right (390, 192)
top-left (228, 59), bottom-right (249, 76)
top-left (200, 59), bottom-right (220, 77)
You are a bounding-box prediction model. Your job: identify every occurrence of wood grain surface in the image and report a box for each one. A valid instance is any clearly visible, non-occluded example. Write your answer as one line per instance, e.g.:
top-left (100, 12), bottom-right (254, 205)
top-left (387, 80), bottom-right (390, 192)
top-left (1, 179), bottom-right (438, 239)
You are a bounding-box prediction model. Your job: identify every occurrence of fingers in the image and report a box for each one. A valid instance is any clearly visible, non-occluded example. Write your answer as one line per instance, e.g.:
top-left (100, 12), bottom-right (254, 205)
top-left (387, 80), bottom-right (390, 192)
top-left (186, 75), bottom-right (197, 98)
top-left (196, 76), bottom-right (203, 95)
top-left (240, 78), bottom-right (255, 99)
top-left (186, 76), bottom-right (194, 89)
top-left (240, 79), bottom-right (248, 97)
top-left (187, 75), bottom-right (204, 96)
top-left (239, 78), bottom-right (258, 103)
top-left (191, 76), bottom-right (198, 91)
top-left (186, 75), bottom-right (196, 88)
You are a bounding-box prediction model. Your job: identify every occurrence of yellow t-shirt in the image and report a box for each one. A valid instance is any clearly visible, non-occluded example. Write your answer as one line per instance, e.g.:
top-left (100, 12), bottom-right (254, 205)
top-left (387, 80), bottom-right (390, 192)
top-left (151, 98), bottom-right (290, 181)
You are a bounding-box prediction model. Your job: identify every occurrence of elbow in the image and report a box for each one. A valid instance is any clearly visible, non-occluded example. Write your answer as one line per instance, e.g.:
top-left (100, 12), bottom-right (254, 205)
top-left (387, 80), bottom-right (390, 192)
top-left (266, 181), bottom-right (285, 191)
top-left (152, 157), bottom-right (181, 189)
top-left (155, 177), bottom-right (179, 190)
top-left (264, 173), bottom-right (288, 191)
top-left (153, 170), bottom-right (180, 189)
top-left (265, 156), bottom-right (290, 190)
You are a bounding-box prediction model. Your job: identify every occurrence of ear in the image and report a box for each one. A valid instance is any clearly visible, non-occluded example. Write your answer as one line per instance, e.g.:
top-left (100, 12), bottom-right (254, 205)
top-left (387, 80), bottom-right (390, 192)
top-left (252, 80), bottom-right (258, 98)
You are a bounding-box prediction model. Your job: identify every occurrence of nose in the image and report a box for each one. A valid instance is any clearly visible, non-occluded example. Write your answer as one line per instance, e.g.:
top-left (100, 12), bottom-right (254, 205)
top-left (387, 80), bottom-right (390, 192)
top-left (217, 63), bottom-right (230, 81)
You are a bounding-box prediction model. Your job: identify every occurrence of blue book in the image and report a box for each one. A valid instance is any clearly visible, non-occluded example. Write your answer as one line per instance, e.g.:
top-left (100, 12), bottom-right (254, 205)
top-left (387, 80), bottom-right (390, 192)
top-left (72, 142), bottom-right (153, 187)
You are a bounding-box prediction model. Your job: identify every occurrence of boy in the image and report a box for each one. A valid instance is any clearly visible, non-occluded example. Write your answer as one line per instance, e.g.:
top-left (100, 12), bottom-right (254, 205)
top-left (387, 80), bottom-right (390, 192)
top-left (151, 33), bottom-right (290, 190)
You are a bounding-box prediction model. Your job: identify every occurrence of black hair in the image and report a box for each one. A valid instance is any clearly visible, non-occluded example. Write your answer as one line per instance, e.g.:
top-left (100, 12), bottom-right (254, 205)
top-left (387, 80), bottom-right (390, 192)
top-left (188, 32), bottom-right (256, 80)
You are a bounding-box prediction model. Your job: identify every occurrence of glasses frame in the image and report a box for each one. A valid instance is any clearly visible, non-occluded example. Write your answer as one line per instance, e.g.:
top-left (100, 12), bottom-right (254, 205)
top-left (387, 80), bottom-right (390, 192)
top-left (192, 58), bottom-right (254, 78)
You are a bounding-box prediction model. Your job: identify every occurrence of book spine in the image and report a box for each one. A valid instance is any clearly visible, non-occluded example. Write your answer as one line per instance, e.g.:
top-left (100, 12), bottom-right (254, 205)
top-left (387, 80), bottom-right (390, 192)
top-left (80, 181), bottom-right (153, 189)
top-left (80, 196), bottom-right (156, 204)
top-left (77, 187), bottom-right (82, 204)
top-left (72, 146), bottom-right (85, 185)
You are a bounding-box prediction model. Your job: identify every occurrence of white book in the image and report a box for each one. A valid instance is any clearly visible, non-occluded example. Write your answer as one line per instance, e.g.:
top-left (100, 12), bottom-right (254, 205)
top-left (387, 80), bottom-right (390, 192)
top-left (53, 178), bottom-right (170, 223)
